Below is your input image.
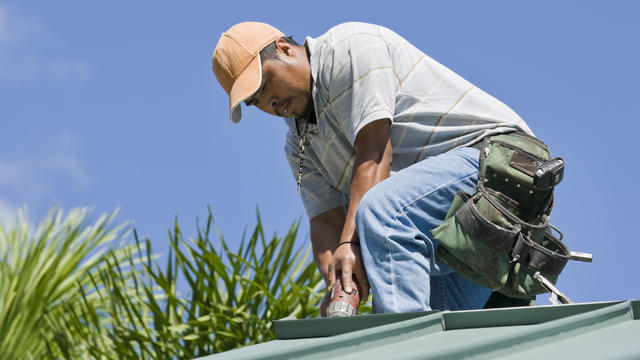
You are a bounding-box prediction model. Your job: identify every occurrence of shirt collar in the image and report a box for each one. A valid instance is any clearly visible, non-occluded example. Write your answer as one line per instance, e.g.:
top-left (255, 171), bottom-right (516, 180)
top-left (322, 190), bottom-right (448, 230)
top-left (305, 35), bottom-right (323, 88)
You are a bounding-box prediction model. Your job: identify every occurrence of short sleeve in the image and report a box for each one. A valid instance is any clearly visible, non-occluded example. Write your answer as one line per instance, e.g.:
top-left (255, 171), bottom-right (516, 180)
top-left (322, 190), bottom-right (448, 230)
top-left (327, 31), bottom-right (398, 145)
top-left (284, 131), bottom-right (348, 218)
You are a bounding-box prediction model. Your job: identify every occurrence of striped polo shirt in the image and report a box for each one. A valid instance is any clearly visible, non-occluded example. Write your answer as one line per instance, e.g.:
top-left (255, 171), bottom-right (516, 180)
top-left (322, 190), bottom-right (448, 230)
top-left (284, 22), bottom-right (532, 218)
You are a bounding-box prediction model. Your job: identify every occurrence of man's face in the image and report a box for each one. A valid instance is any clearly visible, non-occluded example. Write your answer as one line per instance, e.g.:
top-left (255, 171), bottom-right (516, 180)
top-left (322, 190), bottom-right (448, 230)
top-left (245, 40), bottom-right (311, 119)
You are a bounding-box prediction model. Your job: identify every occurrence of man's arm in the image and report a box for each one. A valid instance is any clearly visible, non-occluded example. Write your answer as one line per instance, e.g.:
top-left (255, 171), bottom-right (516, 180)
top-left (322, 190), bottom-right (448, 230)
top-left (309, 206), bottom-right (346, 285)
top-left (328, 118), bottom-right (393, 302)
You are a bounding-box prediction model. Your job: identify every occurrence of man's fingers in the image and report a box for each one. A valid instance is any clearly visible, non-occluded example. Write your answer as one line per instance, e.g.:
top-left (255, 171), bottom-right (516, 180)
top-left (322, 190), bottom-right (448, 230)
top-left (360, 275), bottom-right (370, 302)
top-left (327, 263), bottom-right (336, 289)
top-left (341, 268), bottom-right (353, 294)
top-left (320, 290), bottom-right (331, 317)
top-left (354, 266), bottom-right (370, 302)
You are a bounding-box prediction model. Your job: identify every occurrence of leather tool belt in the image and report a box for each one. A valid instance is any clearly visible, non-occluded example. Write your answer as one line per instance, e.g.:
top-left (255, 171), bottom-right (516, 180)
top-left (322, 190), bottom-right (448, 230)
top-left (431, 132), bottom-right (587, 299)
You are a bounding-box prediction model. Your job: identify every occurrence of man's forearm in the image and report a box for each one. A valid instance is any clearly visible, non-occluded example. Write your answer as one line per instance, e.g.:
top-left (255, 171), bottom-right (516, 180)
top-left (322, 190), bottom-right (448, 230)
top-left (310, 206), bottom-right (346, 283)
top-left (340, 119), bottom-right (393, 244)
top-left (339, 150), bottom-right (391, 244)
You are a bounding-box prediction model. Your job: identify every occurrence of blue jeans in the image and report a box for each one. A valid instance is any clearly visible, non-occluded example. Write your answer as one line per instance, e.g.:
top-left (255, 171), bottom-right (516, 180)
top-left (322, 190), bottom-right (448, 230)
top-left (355, 147), bottom-right (492, 313)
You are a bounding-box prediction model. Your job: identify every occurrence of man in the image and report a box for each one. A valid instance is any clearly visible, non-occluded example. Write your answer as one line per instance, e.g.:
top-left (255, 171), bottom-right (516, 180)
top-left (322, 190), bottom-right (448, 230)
top-left (212, 22), bottom-right (532, 314)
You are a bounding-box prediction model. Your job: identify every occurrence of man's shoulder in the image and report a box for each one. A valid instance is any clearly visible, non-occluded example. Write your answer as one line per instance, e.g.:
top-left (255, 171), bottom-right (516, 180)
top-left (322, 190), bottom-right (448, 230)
top-left (325, 22), bottom-right (382, 35)
top-left (308, 22), bottom-right (398, 67)
top-left (318, 22), bottom-right (390, 46)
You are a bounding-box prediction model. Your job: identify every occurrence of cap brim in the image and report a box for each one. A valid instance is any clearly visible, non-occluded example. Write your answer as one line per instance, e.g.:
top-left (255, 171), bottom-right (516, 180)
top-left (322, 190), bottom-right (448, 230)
top-left (229, 55), bottom-right (262, 123)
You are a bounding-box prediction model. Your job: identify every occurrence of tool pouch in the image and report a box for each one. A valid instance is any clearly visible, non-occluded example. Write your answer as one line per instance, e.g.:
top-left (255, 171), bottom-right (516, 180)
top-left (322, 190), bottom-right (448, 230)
top-left (431, 132), bottom-right (574, 298)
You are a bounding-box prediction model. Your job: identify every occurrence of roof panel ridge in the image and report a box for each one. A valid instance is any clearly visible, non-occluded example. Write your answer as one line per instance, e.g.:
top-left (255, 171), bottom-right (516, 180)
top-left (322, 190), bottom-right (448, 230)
top-left (428, 301), bottom-right (636, 360)
top-left (271, 311), bottom-right (447, 359)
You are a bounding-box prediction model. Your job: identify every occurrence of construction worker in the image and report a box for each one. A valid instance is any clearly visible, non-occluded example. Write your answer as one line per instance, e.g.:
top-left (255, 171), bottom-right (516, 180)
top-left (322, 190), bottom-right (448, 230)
top-left (212, 22), bottom-right (532, 314)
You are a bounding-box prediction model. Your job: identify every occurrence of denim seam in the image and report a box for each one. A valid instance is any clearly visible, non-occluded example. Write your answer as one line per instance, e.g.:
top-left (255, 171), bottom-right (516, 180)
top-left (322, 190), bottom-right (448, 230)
top-left (390, 170), bottom-right (478, 223)
top-left (380, 148), bottom-right (479, 232)
top-left (382, 168), bottom-right (478, 243)
top-left (378, 225), bottom-right (398, 311)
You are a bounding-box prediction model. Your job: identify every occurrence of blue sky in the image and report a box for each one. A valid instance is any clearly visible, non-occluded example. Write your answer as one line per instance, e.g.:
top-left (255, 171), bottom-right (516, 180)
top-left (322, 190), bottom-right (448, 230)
top-left (1, 1), bottom-right (638, 306)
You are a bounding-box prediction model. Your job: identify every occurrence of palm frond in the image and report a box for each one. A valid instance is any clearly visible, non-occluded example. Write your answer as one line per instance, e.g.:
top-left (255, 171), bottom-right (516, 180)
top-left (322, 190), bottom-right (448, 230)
top-left (0, 207), bottom-right (136, 359)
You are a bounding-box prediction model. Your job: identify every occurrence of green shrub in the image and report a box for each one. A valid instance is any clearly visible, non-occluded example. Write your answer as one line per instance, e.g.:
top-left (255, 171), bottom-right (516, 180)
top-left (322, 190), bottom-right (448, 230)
top-left (61, 209), bottom-right (326, 359)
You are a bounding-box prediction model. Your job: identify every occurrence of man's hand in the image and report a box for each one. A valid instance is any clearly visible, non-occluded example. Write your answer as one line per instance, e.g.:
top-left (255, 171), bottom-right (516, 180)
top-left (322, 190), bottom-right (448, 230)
top-left (328, 241), bottom-right (370, 302)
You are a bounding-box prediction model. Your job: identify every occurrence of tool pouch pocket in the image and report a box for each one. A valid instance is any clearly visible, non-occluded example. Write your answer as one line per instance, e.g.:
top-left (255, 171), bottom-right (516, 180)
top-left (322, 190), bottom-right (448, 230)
top-left (431, 132), bottom-right (573, 298)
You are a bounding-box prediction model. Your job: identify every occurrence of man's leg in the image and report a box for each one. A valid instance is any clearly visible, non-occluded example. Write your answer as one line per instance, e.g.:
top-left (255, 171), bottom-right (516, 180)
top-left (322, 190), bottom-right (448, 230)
top-left (355, 147), bottom-right (491, 313)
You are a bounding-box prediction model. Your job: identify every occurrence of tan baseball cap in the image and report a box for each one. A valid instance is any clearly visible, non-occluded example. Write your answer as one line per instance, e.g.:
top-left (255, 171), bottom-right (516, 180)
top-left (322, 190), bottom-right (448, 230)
top-left (212, 22), bottom-right (285, 123)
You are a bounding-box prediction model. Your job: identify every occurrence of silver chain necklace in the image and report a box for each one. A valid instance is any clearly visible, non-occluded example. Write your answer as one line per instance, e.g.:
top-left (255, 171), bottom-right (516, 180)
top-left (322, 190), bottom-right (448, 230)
top-left (296, 103), bottom-right (315, 195)
top-left (296, 120), bottom-right (310, 195)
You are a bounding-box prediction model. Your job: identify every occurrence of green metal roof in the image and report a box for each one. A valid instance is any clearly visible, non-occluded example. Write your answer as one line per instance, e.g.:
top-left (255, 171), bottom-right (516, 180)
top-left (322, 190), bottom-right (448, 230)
top-left (197, 300), bottom-right (640, 360)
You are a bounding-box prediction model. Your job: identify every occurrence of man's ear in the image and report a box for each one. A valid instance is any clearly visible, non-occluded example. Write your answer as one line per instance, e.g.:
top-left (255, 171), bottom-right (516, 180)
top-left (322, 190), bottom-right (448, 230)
top-left (274, 38), bottom-right (293, 56)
